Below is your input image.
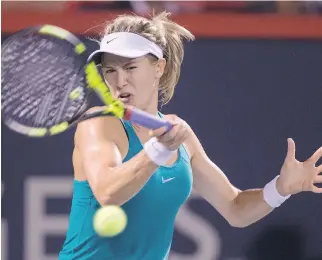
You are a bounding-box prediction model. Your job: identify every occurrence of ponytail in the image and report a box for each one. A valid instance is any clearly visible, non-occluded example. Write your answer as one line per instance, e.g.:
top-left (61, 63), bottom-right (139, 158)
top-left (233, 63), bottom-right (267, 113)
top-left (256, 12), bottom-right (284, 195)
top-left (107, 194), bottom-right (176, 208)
top-left (152, 12), bottom-right (195, 105)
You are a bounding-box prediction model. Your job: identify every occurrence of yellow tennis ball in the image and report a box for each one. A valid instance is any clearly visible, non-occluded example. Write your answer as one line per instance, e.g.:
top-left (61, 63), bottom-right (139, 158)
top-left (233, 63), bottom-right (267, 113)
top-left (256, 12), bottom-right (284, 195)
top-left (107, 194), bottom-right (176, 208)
top-left (93, 205), bottom-right (127, 237)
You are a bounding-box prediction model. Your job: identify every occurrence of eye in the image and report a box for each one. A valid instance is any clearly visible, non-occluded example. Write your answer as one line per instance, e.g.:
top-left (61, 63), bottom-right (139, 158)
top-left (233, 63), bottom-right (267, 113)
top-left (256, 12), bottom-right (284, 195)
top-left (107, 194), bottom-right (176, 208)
top-left (126, 66), bottom-right (137, 71)
top-left (104, 69), bottom-right (115, 74)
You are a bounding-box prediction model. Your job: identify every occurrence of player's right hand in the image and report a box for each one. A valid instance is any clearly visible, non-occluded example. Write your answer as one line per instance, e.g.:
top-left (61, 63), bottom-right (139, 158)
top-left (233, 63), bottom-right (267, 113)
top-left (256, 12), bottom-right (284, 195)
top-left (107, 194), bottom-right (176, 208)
top-left (149, 114), bottom-right (192, 151)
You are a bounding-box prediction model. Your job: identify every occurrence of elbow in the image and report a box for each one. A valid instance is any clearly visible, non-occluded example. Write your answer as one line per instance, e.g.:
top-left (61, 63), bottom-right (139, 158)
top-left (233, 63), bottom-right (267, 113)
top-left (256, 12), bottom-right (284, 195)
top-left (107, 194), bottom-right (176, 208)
top-left (225, 198), bottom-right (254, 228)
top-left (225, 210), bottom-right (253, 228)
top-left (94, 190), bottom-right (111, 206)
top-left (95, 194), bottom-right (124, 207)
top-left (92, 182), bottom-right (109, 206)
top-left (92, 183), bottom-right (117, 207)
top-left (94, 183), bottom-right (130, 207)
top-left (95, 190), bottom-right (124, 207)
top-left (96, 194), bottom-right (111, 207)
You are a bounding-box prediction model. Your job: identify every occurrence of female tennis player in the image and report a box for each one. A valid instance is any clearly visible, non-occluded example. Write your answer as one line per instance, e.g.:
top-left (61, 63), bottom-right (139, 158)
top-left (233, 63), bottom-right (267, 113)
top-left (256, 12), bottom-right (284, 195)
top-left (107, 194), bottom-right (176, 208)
top-left (59, 11), bottom-right (322, 260)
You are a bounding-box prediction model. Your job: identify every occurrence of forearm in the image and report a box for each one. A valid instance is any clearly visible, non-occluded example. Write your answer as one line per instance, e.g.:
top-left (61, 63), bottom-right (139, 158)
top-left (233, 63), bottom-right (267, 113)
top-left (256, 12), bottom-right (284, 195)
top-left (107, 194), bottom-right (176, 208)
top-left (230, 188), bottom-right (273, 227)
top-left (97, 137), bottom-right (174, 206)
top-left (230, 176), bottom-right (290, 227)
top-left (98, 150), bottom-right (159, 206)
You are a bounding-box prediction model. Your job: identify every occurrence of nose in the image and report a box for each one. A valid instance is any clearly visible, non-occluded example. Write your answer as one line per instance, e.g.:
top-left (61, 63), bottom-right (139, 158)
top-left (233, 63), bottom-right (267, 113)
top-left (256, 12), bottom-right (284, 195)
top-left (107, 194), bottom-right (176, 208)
top-left (115, 70), bottom-right (127, 90)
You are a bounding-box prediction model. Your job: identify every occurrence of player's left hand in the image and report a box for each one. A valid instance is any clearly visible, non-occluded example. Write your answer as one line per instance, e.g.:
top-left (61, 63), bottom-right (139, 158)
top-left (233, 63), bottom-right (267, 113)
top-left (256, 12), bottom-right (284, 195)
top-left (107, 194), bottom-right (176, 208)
top-left (276, 138), bottom-right (322, 196)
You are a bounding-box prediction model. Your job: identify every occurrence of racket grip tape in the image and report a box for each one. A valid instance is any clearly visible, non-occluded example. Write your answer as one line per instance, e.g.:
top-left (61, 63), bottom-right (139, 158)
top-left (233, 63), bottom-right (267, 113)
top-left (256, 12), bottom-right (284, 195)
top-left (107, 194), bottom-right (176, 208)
top-left (124, 106), bottom-right (172, 130)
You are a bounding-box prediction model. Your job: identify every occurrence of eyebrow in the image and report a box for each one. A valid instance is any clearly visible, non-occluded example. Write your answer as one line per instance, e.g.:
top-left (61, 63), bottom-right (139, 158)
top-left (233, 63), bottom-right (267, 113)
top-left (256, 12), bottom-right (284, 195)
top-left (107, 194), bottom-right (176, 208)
top-left (123, 60), bottom-right (138, 67)
top-left (103, 58), bottom-right (141, 69)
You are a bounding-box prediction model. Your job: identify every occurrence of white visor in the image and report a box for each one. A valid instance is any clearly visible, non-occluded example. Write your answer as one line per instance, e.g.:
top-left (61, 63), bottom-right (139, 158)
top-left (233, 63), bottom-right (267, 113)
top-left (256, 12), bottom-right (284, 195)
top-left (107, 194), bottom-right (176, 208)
top-left (87, 32), bottom-right (163, 64)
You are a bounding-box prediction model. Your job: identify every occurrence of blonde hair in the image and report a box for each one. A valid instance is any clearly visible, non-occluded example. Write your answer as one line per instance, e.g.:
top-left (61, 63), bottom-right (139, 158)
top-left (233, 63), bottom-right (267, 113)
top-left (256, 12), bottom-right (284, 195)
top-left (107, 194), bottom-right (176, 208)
top-left (101, 11), bottom-right (195, 105)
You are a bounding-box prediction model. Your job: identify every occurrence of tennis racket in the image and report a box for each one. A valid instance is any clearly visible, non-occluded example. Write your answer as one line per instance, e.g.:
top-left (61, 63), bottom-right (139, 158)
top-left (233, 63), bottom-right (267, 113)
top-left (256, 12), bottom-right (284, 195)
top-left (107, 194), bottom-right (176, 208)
top-left (1, 25), bottom-right (172, 137)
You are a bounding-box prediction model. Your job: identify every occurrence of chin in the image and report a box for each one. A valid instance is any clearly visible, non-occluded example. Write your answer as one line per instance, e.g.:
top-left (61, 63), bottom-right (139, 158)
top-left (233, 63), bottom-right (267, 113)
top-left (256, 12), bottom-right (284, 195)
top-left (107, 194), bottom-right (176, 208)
top-left (125, 99), bottom-right (135, 106)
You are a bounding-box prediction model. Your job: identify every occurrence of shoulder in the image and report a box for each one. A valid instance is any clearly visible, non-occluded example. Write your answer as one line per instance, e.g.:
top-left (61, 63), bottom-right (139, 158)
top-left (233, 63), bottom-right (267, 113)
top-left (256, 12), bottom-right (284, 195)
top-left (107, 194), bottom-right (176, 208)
top-left (74, 106), bottom-right (128, 157)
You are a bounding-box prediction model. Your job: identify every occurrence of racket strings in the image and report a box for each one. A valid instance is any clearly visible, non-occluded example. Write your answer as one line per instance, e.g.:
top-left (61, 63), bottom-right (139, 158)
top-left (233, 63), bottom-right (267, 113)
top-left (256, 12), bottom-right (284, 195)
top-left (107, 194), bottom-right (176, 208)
top-left (2, 33), bottom-right (88, 128)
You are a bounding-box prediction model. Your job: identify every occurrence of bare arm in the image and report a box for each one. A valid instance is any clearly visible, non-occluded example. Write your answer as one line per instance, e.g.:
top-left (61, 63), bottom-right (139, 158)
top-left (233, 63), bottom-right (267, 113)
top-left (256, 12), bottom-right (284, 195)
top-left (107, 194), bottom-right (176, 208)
top-left (75, 115), bottom-right (159, 206)
top-left (187, 131), bottom-right (275, 228)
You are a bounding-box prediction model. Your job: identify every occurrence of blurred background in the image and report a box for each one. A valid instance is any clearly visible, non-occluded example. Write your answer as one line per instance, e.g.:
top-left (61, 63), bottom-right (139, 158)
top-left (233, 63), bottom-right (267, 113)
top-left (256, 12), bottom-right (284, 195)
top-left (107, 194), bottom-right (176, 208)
top-left (1, 1), bottom-right (322, 260)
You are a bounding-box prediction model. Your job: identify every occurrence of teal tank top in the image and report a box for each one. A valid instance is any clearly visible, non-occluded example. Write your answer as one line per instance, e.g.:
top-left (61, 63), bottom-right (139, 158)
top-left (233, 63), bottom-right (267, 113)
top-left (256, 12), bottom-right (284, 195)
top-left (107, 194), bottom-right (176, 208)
top-left (59, 119), bottom-right (193, 260)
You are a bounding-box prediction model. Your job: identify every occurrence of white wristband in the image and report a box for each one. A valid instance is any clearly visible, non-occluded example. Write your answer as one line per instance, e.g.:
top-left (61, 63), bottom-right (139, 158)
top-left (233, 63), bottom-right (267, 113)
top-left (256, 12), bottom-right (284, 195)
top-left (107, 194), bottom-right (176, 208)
top-left (263, 175), bottom-right (291, 208)
top-left (144, 137), bottom-right (175, 166)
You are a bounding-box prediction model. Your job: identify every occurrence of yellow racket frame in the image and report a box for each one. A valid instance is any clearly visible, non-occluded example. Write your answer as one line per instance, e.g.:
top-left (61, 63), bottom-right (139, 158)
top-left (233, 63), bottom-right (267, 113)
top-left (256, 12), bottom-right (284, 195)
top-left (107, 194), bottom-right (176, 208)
top-left (24, 25), bottom-right (125, 137)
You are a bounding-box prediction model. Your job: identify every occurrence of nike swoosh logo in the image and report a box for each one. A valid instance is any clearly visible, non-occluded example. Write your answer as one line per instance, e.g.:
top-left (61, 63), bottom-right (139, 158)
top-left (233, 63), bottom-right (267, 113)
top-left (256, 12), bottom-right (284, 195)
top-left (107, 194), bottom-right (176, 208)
top-left (162, 177), bottom-right (175, 184)
top-left (106, 37), bottom-right (117, 44)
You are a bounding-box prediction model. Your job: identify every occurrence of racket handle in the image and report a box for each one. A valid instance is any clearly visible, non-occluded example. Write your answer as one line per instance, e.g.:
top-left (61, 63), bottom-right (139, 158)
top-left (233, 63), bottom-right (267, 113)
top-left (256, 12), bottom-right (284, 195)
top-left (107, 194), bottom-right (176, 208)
top-left (124, 106), bottom-right (172, 130)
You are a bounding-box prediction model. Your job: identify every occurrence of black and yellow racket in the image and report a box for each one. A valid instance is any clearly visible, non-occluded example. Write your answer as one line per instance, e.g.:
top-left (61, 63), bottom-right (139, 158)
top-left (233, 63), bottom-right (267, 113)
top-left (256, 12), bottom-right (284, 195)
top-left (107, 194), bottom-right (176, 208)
top-left (1, 25), bottom-right (171, 137)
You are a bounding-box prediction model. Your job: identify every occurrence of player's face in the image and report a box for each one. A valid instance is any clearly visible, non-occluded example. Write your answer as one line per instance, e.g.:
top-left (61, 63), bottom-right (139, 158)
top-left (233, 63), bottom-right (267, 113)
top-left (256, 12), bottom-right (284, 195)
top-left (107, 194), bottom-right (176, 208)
top-left (101, 54), bottom-right (161, 110)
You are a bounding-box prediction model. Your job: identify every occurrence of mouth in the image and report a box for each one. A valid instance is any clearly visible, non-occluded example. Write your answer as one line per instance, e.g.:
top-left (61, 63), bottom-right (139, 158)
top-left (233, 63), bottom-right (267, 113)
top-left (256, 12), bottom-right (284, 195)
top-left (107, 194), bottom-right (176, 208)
top-left (118, 93), bottom-right (132, 103)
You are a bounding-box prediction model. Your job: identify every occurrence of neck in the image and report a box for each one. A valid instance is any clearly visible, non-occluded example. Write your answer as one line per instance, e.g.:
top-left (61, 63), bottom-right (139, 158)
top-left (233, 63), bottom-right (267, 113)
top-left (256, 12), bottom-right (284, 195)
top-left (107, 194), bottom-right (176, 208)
top-left (132, 93), bottom-right (159, 133)
top-left (141, 89), bottom-right (159, 116)
top-left (145, 98), bottom-right (159, 116)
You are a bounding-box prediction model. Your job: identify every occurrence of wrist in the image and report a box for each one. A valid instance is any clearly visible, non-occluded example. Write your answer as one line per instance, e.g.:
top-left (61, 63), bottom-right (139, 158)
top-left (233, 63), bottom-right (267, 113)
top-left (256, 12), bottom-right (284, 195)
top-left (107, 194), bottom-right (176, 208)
top-left (143, 137), bottom-right (175, 166)
top-left (263, 175), bottom-right (291, 208)
top-left (275, 176), bottom-right (290, 197)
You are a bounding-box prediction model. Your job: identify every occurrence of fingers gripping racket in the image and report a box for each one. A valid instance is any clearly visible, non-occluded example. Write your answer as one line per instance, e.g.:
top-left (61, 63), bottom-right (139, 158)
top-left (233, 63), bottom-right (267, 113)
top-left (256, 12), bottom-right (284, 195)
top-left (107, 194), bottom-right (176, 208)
top-left (1, 25), bottom-right (172, 137)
